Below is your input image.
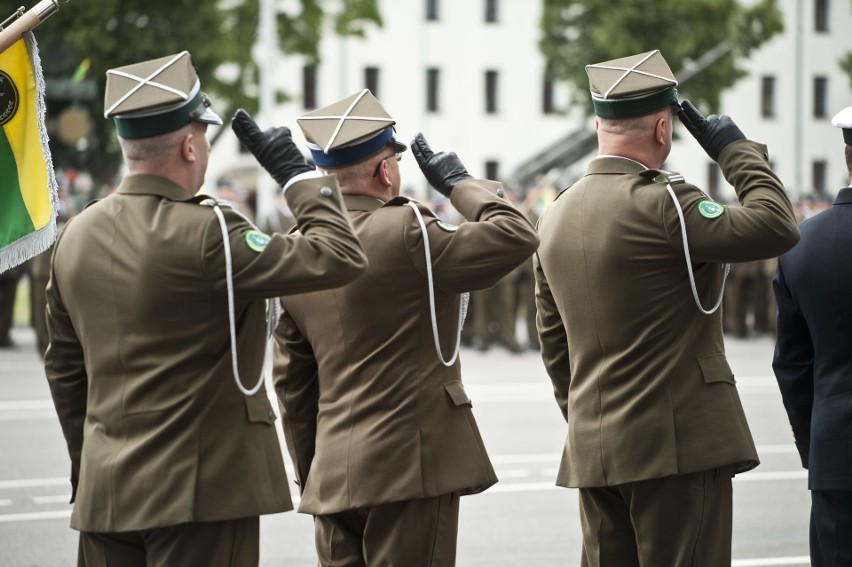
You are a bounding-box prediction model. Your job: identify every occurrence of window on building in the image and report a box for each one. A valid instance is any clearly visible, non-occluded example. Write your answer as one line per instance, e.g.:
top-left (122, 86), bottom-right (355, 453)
top-left (761, 75), bottom-right (775, 118)
top-left (303, 65), bottom-right (318, 110)
top-left (815, 0), bottom-right (830, 32)
top-left (365, 67), bottom-right (379, 98)
top-left (427, 68), bottom-right (440, 113)
top-left (542, 73), bottom-right (555, 115)
top-left (485, 160), bottom-right (500, 181)
top-left (485, 0), bottom-right (499, 23)
top-left (485, 70), bottom-right (499, 114)
top-left (812, 160), bottom-right (827, 194)
top-left (426, 0), bottom-right (439, 21)
top-left (707, 162), bottom-right (721, 200)
top-left (814, 76), bottom-right (828, 118)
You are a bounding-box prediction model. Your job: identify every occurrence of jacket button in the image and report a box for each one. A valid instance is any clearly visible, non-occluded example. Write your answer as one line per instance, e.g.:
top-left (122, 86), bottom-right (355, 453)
top-left (267, 410), bottom-right (275, 420)
top-left (496, 188), bottom-right (505, 198)
top-left (320, 186), bottom-right (333, 197)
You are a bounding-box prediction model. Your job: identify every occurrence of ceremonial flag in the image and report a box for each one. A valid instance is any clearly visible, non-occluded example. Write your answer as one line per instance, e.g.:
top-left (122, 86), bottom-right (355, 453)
top-left (0, 31), bottom-right (57, 273)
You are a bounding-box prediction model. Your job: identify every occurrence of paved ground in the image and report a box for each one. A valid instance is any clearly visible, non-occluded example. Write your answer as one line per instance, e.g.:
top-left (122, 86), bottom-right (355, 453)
top-left (0, 324), bottom-right (810, 566)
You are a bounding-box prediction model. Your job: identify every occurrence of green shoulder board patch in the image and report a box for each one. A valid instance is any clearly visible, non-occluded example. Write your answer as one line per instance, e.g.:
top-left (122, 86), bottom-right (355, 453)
top-left (245, 230), bottom-right (271, 253)
top-left (697, 200), bottom-right (725, 219)
top-left (435, 220), bottom-right (458, 233)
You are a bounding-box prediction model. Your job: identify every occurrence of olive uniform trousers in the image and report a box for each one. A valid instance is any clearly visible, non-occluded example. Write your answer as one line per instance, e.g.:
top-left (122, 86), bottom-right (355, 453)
top-left (579, 467), bottom-right (735, 567)
top-left (77, 517), bottom-right (259, 567)
top-left (315, 492), bottom-right (460, 567)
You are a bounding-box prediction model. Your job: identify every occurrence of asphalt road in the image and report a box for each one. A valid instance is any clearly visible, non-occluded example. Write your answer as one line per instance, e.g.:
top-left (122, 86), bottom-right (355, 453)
top-left (0, 325), bottom-right (810, 566)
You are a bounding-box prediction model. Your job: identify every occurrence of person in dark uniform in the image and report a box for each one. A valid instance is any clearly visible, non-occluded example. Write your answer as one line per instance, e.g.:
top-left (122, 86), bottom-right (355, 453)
top-left (29, 184), bottom-right (76, 358)
top-left (469, 268), bottom-right (524, 353)
top-left (268, 90), bottom-right (539, 566)
top-left (772, 106), bottom-right (852, 567)
top-left (727, 258), bottom-right (775, 337)
top-left (534, 50), bottom-right (800, 566)
top-left (0, 263), bottom-right (24, 347)
top-left (44, 51), bottom-right (367, 567)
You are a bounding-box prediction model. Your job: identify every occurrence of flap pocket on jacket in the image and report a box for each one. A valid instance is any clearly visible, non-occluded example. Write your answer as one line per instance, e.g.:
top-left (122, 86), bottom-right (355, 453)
top-left (444, 382), bottom-right (472, 407)
top-left (698, 354), bottom-right (735, 385)
top-left (245, 395), bottom-right (277, 424)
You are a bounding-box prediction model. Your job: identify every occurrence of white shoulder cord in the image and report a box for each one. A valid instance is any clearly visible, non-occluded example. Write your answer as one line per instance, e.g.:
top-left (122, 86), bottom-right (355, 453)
top-left (664, 183), bottom-right (730, 315)
top-left (406, 202), bottom-right (468, 367)
top-left (211, 203), bottom-right (278, 396)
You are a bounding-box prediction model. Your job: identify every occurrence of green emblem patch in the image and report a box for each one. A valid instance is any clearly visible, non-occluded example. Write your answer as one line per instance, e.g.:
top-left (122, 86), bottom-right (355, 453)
top-left (435, 220), bottom-right (458, 233)
top-left (245, 230), bottom-right (271, 253)
top-left (697, 200), bottom-right (724, 219)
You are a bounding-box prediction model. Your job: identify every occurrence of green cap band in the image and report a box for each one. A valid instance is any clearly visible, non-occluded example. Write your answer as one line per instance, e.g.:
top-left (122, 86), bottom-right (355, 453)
top-left (592, 86), bottom-right (678, 119)
top-left (114, 90), bottom-right (203, 139)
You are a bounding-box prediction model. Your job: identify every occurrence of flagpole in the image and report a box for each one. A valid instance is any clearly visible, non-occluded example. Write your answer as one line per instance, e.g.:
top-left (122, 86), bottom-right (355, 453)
top-left (0, 0), bottom-right (68, 54)
top-left (255, 0), bottom-right (277, 230)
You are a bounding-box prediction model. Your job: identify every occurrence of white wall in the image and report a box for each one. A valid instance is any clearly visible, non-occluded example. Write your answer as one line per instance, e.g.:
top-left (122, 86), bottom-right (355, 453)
top-left (207, 0), bottom-right (577, 198)
top-left (670, 0), bottom-right (852, 200)
top-left (208, 0), bottom-right (852, 204)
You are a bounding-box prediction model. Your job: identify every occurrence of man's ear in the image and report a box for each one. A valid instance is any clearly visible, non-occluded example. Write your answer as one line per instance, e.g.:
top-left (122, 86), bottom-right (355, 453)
top-left (182, 132), bottom-right (196, 163)
top-left (377, 160), bottom-right (392, 188)
top-left (655, 117), bottom-right (667, 146)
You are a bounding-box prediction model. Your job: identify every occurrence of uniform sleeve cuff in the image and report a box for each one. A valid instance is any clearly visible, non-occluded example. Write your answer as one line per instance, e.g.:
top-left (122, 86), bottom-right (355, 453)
top-left (283, 170), bottom-right (324, 193)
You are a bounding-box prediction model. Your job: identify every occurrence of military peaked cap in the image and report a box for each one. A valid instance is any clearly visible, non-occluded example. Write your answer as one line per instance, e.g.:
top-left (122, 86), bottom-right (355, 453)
top-left (297, 89), bottom-right (406, 168)
top-left (586, 50), bottom-right (678, 119)
top-left (104, 51), bottom-right (222, 139)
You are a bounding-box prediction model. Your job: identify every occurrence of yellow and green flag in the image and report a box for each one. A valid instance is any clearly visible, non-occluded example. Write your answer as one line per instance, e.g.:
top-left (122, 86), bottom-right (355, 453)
top-left (0, 31), bottom-right (57, 274)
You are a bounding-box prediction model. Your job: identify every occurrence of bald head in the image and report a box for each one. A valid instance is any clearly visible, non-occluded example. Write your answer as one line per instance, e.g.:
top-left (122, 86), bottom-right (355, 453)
top-left (322, 147), bottom-right (400, 201)
top-left (324, 155), bottom-right (379, 190)
top-left (119, 121), bottom-right (209, 195)
top-left (596, 108), bottom-right (673, 169)
top-left (119, 124), bottom-right (191, 165)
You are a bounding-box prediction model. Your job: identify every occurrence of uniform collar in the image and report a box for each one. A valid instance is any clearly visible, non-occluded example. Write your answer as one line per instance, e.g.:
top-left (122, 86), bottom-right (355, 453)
top-left (116, 174), bottom-right (199, 202)
top-left (834, 187), bottom-right (852, 205)
top-left (586, 155), bottom-right (651, 176)
top-left (343, 193), bottom-right (386, 211)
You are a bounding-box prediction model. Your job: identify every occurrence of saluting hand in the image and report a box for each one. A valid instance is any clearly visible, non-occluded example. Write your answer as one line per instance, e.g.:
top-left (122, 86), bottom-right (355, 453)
top-left (410, 133), bottom-right (472, 197)
top-left (677, 100), bottom-right (745, 162)
top-left (231, 109), bottom-right (314, 187)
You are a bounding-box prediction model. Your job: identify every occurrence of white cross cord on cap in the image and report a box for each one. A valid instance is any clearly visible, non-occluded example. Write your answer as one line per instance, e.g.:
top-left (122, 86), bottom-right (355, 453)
top-left (586, 50), bottom-right (677, 99)
top-left (104, 51), bottom-right (191, 118)
top-left (298, 89), bottom-right (391, 153)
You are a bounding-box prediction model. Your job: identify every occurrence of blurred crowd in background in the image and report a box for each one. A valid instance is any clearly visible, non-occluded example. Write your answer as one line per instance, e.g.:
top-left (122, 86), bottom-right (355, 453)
top-left (0, 167), bottom-right (836, 354)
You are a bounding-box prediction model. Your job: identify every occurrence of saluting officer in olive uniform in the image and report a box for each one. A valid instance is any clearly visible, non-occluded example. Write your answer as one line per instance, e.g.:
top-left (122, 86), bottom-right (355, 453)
top-left (268, 90), bottom-right (539, 566)
top-left (534, 50), bottom-right (800, 566)
top-left (44, 52), bottom-right (366, 567)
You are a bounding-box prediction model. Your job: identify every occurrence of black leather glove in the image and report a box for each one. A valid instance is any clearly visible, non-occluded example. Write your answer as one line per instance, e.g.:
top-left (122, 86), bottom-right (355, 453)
top-left (410, 133), bottom-right (472, 197)
top-left (231, 109), bottom-right (314, 187)
top-left (677, 100), bottom-right (745, 161)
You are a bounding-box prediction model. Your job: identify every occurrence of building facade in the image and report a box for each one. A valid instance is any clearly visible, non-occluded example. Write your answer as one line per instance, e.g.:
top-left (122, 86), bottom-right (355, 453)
top-left (672, 0), bottom-right (852, 201)
top-left (208, 0), bottom-right (852, 207)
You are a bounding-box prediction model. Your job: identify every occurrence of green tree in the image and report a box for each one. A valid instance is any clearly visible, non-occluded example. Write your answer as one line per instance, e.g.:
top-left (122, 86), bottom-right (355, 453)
top-left (26, 0), bottom-right (380, 183)
top-left (841, 1), bottom-right (852, 87)
top-left (539, 0), bottom-right (784, 115)
top-left (841, 53), bottom-right (852, 87)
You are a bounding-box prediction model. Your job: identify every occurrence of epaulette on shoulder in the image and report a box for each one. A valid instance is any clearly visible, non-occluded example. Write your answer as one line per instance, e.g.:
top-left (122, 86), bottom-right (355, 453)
top-left (639, 169), bottom-right (686, 185)
top-left (191, 195), bottom-right (230, 207)
top-left (383, 195), bottom-right (412, 207)
top-left (83, 198), bottom-right (101, 210)
top-left (552, 185), bottom-right (572, 201)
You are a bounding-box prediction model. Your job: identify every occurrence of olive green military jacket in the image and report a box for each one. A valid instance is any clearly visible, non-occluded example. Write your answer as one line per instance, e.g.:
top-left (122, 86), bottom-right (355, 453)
top-left (535, 140), bottom-right (800, 488)
top-left (44, 173), bottom-right (366, 532)
top-left (273, 179), bottom-right (540, 516)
